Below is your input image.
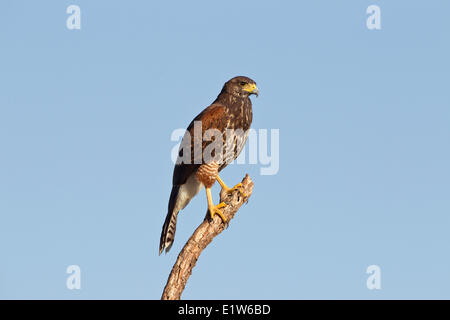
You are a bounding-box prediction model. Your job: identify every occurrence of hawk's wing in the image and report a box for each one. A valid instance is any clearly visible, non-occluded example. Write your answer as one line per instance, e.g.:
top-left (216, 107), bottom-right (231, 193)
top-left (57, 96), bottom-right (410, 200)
top-left (160, 104), bottom-right (228, 254)
top-left (172, 103), bottom-right (227, 186)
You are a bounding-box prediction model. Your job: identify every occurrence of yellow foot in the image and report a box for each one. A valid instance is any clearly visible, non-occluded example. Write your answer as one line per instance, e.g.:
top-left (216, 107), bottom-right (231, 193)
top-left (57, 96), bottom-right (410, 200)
top-left (223, 183), bottom-right (247, 198)
top-left (208, 202), bottom-right (227, 223)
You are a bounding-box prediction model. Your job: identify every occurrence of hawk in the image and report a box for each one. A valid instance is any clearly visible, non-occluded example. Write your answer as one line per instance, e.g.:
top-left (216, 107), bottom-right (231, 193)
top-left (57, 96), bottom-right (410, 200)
top-left (159, 76), bottom-right (259, 254)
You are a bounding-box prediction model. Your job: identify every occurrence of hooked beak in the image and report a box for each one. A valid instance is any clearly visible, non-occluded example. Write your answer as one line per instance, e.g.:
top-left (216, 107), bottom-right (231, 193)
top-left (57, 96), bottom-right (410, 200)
top-left (244, 83), bottom-right (259, 97)
top-left (252, 85), bottom-right (259, 97)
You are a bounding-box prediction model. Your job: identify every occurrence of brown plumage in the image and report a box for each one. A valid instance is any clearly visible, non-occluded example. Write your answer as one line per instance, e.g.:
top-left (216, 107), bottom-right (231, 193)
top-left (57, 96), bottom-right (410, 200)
top-left (159, 76), bottom-right (258, 254)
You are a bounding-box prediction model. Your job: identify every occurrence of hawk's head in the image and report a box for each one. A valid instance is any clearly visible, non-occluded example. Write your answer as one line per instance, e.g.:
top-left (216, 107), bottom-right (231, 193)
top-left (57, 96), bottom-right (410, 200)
top-left (222, 76), bottom-right (259, 98)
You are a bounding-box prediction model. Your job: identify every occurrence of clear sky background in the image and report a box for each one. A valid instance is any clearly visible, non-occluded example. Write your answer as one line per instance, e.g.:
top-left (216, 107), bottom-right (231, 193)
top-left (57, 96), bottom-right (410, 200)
top-left (1, 0), bottom-right (449, 299)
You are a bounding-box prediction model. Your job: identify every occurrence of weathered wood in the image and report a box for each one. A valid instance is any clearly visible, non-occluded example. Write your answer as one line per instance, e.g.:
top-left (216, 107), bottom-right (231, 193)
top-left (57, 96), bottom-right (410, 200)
top-left (161, 174), bottom-right (254, 300)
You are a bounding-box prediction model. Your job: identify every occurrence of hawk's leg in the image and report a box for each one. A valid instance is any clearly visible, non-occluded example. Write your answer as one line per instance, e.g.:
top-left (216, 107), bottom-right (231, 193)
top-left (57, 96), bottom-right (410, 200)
top-left (216, 175), bottom-right (247, 197)
top-left (206, 187), bottom-right (227, 223)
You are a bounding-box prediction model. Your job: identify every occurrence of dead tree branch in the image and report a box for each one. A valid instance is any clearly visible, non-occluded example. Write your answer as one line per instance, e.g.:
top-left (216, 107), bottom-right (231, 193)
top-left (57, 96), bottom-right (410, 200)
top-left (161, 174), bottom-right (254, 300)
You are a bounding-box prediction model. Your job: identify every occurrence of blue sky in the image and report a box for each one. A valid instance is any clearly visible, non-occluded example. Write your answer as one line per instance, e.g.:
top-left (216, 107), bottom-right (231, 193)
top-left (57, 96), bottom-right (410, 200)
top-left (0, 0), bottom-right (449, 299)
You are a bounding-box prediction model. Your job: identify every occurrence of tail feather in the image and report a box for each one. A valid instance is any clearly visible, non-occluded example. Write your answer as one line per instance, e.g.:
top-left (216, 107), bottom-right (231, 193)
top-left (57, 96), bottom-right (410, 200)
top-left (159, 175), bottom-right (203, 255)
top-left (159, 186), bottom-right (180, 254)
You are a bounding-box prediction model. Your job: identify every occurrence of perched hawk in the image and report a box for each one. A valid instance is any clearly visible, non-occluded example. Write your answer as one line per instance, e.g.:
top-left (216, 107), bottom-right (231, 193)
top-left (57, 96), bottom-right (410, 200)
top-left (159, 76), bottom-right (259, 254)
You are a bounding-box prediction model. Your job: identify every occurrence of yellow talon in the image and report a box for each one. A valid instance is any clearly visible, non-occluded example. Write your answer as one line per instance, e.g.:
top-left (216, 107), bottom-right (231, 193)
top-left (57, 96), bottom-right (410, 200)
top-left (205, 187), bottom-right (227, 223)
top-left (208, 202), bottom-right (227, 222)
top-left (228, 183), bottom-right (247, 198)
top-left (216, 176), bottom-right (247, 198)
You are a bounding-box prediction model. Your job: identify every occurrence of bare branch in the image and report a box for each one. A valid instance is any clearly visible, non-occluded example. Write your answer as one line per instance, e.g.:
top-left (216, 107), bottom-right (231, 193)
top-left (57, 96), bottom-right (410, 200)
top-left (161, 174), bottom-right (254, 300)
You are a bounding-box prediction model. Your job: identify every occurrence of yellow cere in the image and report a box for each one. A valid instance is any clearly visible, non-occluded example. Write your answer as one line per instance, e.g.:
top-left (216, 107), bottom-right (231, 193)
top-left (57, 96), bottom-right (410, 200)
top-left (243, 83), bottom-right (258, 93)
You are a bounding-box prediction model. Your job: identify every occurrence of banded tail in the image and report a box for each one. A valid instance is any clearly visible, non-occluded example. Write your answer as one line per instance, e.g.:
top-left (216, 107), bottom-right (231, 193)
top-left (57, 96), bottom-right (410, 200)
top-left (159, 174), bottom-right (203, 254)
top-left (159, 186), bottom-right (180, 254)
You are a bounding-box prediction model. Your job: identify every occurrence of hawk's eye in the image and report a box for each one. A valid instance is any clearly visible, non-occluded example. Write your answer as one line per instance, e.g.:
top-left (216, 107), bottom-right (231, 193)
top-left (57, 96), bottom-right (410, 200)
top-left (239, 81), bottom-right (246, 86)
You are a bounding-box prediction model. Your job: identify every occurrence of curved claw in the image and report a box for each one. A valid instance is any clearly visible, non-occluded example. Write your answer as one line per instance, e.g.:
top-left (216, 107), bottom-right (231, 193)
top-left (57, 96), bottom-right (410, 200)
top-left (208, 202), bottom-right (227, 223)
top-left (225, 183), bottom-right (247, 198)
